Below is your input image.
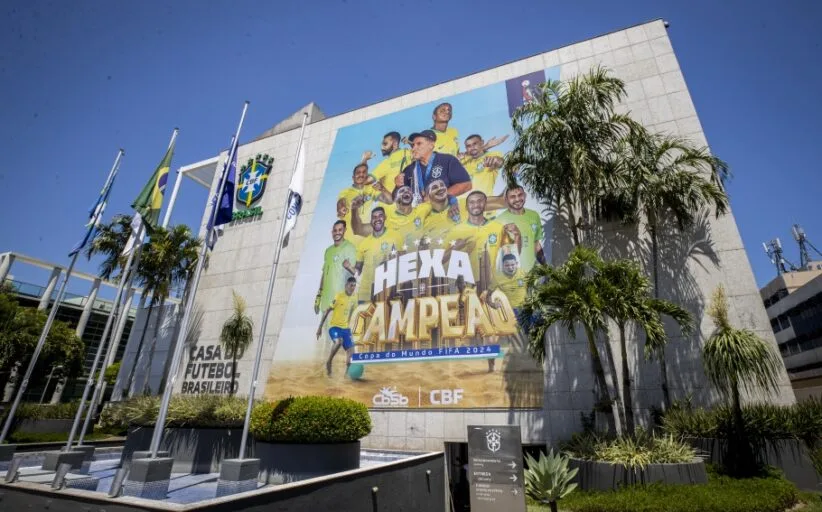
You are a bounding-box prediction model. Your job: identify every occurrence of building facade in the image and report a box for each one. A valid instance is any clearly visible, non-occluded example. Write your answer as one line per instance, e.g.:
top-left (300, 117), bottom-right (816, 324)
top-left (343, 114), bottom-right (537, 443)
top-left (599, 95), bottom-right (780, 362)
top-left (170, 19), bottom-right (794, 451)
top-left (761, 270), bottom-right (822, 401)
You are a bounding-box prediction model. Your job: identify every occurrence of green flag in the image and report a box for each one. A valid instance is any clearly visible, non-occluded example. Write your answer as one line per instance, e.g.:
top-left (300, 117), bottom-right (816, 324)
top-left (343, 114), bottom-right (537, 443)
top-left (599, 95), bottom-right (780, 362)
top-left (132, 140), bottom-right (175, 231)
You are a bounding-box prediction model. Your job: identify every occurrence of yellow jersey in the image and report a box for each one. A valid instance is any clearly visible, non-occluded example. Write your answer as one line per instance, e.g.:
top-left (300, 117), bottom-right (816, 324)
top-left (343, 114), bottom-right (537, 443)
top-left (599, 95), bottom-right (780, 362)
top-left (329, 291), bottom-right (358, 329)
top-left (337, 184), bottom-right (380, 246)
top-left (445, 219), bottom-right (505, 286)
top-left (356, 230), bottom-right (404, 302)
top-left (422, 198), bottom-right (467, 244)
top-left (461, 151), bottom-right (504, 197)
top-left (432, 126), bottom-right (459, 156)
top-left (384, 204), bottom-right (428, 249)
top-left (372, 149), bottom-right (412, 194)
top-left (495, 268), bottom-right (527, 308)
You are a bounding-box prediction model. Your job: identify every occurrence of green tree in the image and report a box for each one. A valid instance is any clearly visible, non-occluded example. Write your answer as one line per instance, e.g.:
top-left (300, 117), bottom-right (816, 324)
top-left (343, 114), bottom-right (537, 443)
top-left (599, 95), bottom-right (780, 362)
top-left (85, 214), bottom-right (134, 280)
top-left (598, 259), bottom-right (692, 434)
top-left (219, 291), bottom-right (254, 396)
top-left (613, 127), bottom-right (729, 407)
top-left (505, 66), bottom-right (632, 246)
top-left (702, 285), bottom-right (782, 476)
top-left (519, 246), bottom-right (621, 433)
top-left (123, 224), bottom-right (200, 396)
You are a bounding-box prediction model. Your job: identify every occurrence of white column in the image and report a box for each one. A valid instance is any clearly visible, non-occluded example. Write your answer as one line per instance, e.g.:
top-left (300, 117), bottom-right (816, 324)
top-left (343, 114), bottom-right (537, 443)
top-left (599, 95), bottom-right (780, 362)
top-left (107, 287), bottom-right (135, 367)
top-left (161, 169), bottom-right (184, 228)
top-left (75, 278), bottom-right (101, 337)
top-left (0, 254), bottom-right (14, 283)
top-left (38, 267), bottom-right (62, 310)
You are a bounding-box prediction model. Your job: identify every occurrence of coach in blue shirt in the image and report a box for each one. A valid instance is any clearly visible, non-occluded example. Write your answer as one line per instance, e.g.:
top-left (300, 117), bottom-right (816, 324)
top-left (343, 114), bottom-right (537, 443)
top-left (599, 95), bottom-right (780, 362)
top-left (397, 130), bottom-right (472, 203)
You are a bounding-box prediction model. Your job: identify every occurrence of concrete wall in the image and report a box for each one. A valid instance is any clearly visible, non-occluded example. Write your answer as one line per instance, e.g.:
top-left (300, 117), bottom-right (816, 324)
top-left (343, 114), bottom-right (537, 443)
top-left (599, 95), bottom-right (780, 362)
top-left (172, 19), bottom-right (794, 448)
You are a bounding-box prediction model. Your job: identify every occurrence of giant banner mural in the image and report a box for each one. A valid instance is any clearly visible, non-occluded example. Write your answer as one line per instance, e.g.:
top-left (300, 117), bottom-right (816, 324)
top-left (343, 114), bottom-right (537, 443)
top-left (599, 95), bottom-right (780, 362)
top-left (265, 67), bottom-right (559, 409)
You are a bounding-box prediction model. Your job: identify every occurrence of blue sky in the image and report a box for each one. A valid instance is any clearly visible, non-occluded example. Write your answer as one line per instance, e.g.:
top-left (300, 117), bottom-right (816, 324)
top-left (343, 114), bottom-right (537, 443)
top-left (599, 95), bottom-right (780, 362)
top-left (1, 0), bottom-right (820, 296)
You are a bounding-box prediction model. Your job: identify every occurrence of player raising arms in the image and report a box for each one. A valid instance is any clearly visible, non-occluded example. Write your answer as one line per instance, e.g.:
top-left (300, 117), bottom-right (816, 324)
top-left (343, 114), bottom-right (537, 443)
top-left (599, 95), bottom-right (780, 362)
top-left (360, 131), bottom-right (412, 195)
top-left (317, 277), bottom-right (359, 377)
top-left (351, 185), bottom-right (427, 250)
top-left (337, 163), bottom-right (392, 246)
top-left (460, 134), bottom-right (505, 197)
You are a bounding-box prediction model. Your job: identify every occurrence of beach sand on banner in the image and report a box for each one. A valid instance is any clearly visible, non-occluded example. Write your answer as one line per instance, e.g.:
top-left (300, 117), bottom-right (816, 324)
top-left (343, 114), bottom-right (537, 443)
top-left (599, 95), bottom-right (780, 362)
top-left (263, 349), bottom-right (543, 408)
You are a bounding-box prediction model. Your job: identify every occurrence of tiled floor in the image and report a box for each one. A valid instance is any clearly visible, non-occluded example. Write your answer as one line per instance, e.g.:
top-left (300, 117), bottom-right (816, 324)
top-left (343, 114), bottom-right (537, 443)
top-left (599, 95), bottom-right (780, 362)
top-left (7, 449), bottom-right (413, 505)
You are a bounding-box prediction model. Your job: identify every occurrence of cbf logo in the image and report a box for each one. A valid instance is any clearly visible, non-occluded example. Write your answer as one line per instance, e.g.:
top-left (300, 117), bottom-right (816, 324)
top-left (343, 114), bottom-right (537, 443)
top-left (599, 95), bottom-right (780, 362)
top-left (414, 217), bottom-right (422, 228)
top-left (237, 154), bottom-right (274, 207)
top-left (488, 233), bottom-right (498, 245)
top-left (486, 429), bottom-right (502, 452)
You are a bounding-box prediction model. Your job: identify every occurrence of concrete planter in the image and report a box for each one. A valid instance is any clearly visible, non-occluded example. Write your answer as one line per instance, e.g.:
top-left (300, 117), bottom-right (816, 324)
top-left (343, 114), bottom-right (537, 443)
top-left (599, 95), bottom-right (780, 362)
top-left (569, 457), bottom-right (707, 491)
top-left (121, 425), bottom-right (243, 474)
top-left (14, 418), bottom-right (93, 435)
top-left (687, 437), bottom-right (822, 491)
top-left (256, 440), bottom-right (361, 484)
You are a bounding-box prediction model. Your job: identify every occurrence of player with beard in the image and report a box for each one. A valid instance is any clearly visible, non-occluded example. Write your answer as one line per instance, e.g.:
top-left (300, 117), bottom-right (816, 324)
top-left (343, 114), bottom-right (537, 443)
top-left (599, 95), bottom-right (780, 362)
top-left (495, 185), bottom-right (546, 273)
top-left (422, 179), bottom-right (506, 246)
top-left (460, 134), bottom-right (506, 197)
top-left (397, 130), bottom-right (471, 201)
top-left (360, 131), bottom-right (412, 195)
top-left (315, 220), bottom-right (357, 316)
top-left (337, 163), bottom-right (392, 246)
top-left (351, 185), bottom-right (427, 249)
top-left (350, 206), bottom-right (404, 303)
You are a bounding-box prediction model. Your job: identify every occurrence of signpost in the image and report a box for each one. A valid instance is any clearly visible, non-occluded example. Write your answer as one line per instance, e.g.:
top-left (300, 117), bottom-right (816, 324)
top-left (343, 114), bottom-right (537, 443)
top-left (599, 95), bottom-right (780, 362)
top-left (467, 425), bottom-right (526, 512)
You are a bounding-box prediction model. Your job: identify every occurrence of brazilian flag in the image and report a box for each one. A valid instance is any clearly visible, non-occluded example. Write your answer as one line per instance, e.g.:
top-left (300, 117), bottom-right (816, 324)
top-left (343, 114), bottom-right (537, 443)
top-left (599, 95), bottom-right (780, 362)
top-left (132, 139), bottom-right (175, 231)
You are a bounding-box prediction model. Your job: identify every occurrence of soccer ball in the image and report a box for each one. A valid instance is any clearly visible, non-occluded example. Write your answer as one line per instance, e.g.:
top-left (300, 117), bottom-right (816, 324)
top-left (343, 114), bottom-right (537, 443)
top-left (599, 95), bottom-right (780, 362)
top-left (347, 363), bottom-right (365, 380)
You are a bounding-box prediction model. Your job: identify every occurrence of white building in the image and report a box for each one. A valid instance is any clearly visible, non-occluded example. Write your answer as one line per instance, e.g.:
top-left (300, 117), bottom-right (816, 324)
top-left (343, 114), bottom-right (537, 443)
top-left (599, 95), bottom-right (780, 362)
top-left (150, 19), bottom-right (793, 453)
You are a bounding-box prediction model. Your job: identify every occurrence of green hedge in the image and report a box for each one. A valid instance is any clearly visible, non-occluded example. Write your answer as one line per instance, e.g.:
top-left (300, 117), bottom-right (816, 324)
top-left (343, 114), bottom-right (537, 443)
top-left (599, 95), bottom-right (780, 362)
top-left (544, 473), bottom-right (798, 512)
top-left (7, 401), bottom-right (80, 421)
top-left (98, 395), bottom-right (247, 430)
top-left (562, 429), bottom-right (695, 469)
top-left (250, 396), bottom-right (371, 443)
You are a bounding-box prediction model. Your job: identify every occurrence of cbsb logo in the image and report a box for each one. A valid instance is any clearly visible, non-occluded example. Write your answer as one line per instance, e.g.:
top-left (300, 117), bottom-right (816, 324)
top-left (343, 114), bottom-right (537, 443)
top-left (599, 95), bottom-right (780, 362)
top-left (430, 388), bottom-right (464, 405)
top-left (372, 387), bottom-right (409, 407)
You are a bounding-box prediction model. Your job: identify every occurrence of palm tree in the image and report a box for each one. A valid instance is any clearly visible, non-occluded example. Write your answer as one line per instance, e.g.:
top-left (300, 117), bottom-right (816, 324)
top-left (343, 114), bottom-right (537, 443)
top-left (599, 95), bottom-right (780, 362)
top-left (505, 66), bottom-right (632, 246)
top-left (85, 214), bottom-right (134, 280)
top-left (702, 285), bottom-right (782, 476)
top-left (219, 291), bottom-right (254, 396)
top-left (598, 259), bottom-right (692, 434)
top-left (519, 246), bottom-right (621, 434)
top-left (611, 126), bottom-right (729, 407)
top-left (123, 225), bottom-right (200, 396)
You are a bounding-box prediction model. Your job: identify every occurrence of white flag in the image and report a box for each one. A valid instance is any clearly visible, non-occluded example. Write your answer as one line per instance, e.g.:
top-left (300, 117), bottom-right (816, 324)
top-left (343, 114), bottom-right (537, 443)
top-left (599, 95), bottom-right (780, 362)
top-left (281, 143), bottom-right (306, 247)
top-left (122, 213), bottom-right (144, 257)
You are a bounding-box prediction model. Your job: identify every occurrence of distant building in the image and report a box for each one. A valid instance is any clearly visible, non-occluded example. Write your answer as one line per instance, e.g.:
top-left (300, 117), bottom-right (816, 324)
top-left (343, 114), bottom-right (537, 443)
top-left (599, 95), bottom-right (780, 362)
top-left (0, 251), bottom-right (138, 403)
top-left (761, 267), bottom-right (822, 401)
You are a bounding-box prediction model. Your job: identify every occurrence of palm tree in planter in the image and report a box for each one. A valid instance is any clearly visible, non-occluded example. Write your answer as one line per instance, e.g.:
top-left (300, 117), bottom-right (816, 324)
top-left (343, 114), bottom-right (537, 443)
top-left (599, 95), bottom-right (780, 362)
top-left (219, 291), bottom-right (254, 396)
top-left (702, 285), bottom-right (782, 476)
top-left (599, 258), bottom-right (692, 434)
top-left (519, 245), bottom-right (622, 434)
top-left (613, 126), bottom-right (729, 407)
top-left (124, 225), bottom-right (200, 396)
top-left (505, 66), bottom-right (632, 247)
top-left (85, 214), bottom-right (134, 280)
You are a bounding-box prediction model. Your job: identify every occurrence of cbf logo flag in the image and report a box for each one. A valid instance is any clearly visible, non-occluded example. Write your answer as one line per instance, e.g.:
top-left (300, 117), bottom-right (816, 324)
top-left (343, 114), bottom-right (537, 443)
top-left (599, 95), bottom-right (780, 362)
top-left (281, 143), bottom-right (306, 247)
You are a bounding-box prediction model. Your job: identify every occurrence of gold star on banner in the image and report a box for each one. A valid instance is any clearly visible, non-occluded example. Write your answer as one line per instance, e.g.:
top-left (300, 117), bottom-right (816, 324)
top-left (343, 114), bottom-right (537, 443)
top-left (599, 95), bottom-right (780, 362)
top-left (402, 244), bottom-right (408, 251)
top-left (437, 238), bottom-right (444, 246)
top-left (450, 240), bottom-right (457, 247)
top-left (414, 239), bottom-right (421, 247)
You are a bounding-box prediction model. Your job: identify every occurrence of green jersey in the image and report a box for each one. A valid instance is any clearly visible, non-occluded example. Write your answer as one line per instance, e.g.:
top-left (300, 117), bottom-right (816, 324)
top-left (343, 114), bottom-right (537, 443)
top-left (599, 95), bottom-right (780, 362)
top-left (496, 208), bottom-right (544, 272)
top-left (320, 240), bottom-right (357, 310)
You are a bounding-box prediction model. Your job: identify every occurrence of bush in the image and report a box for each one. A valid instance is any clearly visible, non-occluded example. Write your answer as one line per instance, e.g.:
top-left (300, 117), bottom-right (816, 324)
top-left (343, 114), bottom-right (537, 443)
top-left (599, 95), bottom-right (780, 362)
top-left (546, 473), bottom-right (798, 512)
top-left (104, 362), bottom-right (120, 386)
top-left (562, 429), bottom-right (695, 469)
top-left (96, 395), bottom-right (247, 430)
top-left (250, 396), bottom-right (371, 443)
top-left (9, 401), bottom-right (80, 421)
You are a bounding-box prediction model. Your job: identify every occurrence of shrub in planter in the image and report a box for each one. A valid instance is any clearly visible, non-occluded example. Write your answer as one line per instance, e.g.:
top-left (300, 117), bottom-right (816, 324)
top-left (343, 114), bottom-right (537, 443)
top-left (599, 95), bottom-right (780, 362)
top-left (99, 394), bottom-right (247, 430)
top-left (9, 401), bottom-right (80, 421)
top-left (250, 396), bottom-right (371, 483)
top-left (250, 396), bottom-right (371, 443)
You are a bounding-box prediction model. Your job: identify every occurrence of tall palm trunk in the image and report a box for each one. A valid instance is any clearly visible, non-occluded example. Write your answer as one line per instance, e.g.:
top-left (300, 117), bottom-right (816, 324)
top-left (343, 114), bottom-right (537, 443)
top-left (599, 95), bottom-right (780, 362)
top-left (230, 351), bottom-right (238, 396)
top-left (566, 195), bottom-right (581, 247)
top-left (649, 224), bottom-right (672, 408)
top-left (583, 325), bottom-right (620, 435)
top-left (141, 298), bottom-right (167, 395)
top-left (124, 302), bottom-right (156, 398)
top-left (618, 322), bottom-right (635, 434)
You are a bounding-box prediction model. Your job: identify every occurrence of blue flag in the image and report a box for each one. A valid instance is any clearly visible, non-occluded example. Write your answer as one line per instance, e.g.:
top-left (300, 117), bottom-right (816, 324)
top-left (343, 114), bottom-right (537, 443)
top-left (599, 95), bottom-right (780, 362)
top-left (206, 136), bottom-right (238, 249)
top-left (69, 169), bottom-right (118, 257)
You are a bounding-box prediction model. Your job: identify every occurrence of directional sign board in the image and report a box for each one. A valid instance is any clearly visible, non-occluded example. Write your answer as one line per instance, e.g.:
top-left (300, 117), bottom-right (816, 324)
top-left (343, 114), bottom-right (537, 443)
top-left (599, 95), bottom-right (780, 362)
top-left (467, 425), bottom-right (526, 512)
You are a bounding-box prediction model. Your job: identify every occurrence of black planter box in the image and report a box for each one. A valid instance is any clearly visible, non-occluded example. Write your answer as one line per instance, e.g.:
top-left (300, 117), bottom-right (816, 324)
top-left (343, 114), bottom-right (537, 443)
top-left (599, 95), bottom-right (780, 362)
top-left (687, 437), bottom-right (822, 492)
top-left (121, 426), bottom-right (244, 474)
top-left (257, 441), bottom-right (361, 484)
top-left (569, 457), bottom-right (708, 491)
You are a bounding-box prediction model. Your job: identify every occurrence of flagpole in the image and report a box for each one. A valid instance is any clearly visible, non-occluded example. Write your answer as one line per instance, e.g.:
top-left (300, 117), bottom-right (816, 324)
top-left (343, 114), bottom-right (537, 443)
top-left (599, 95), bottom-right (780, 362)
top-left (148, 101), bottom-right (249, 458)
top-left (0, 149), bottom-right (124, 444)
top-left (237, 112), bottom-right (308, 460)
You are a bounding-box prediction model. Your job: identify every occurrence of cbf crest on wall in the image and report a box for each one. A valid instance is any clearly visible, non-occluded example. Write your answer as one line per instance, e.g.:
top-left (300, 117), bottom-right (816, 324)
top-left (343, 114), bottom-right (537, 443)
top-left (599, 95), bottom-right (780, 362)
top-left (233, 154), bottom-right (273, 221)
